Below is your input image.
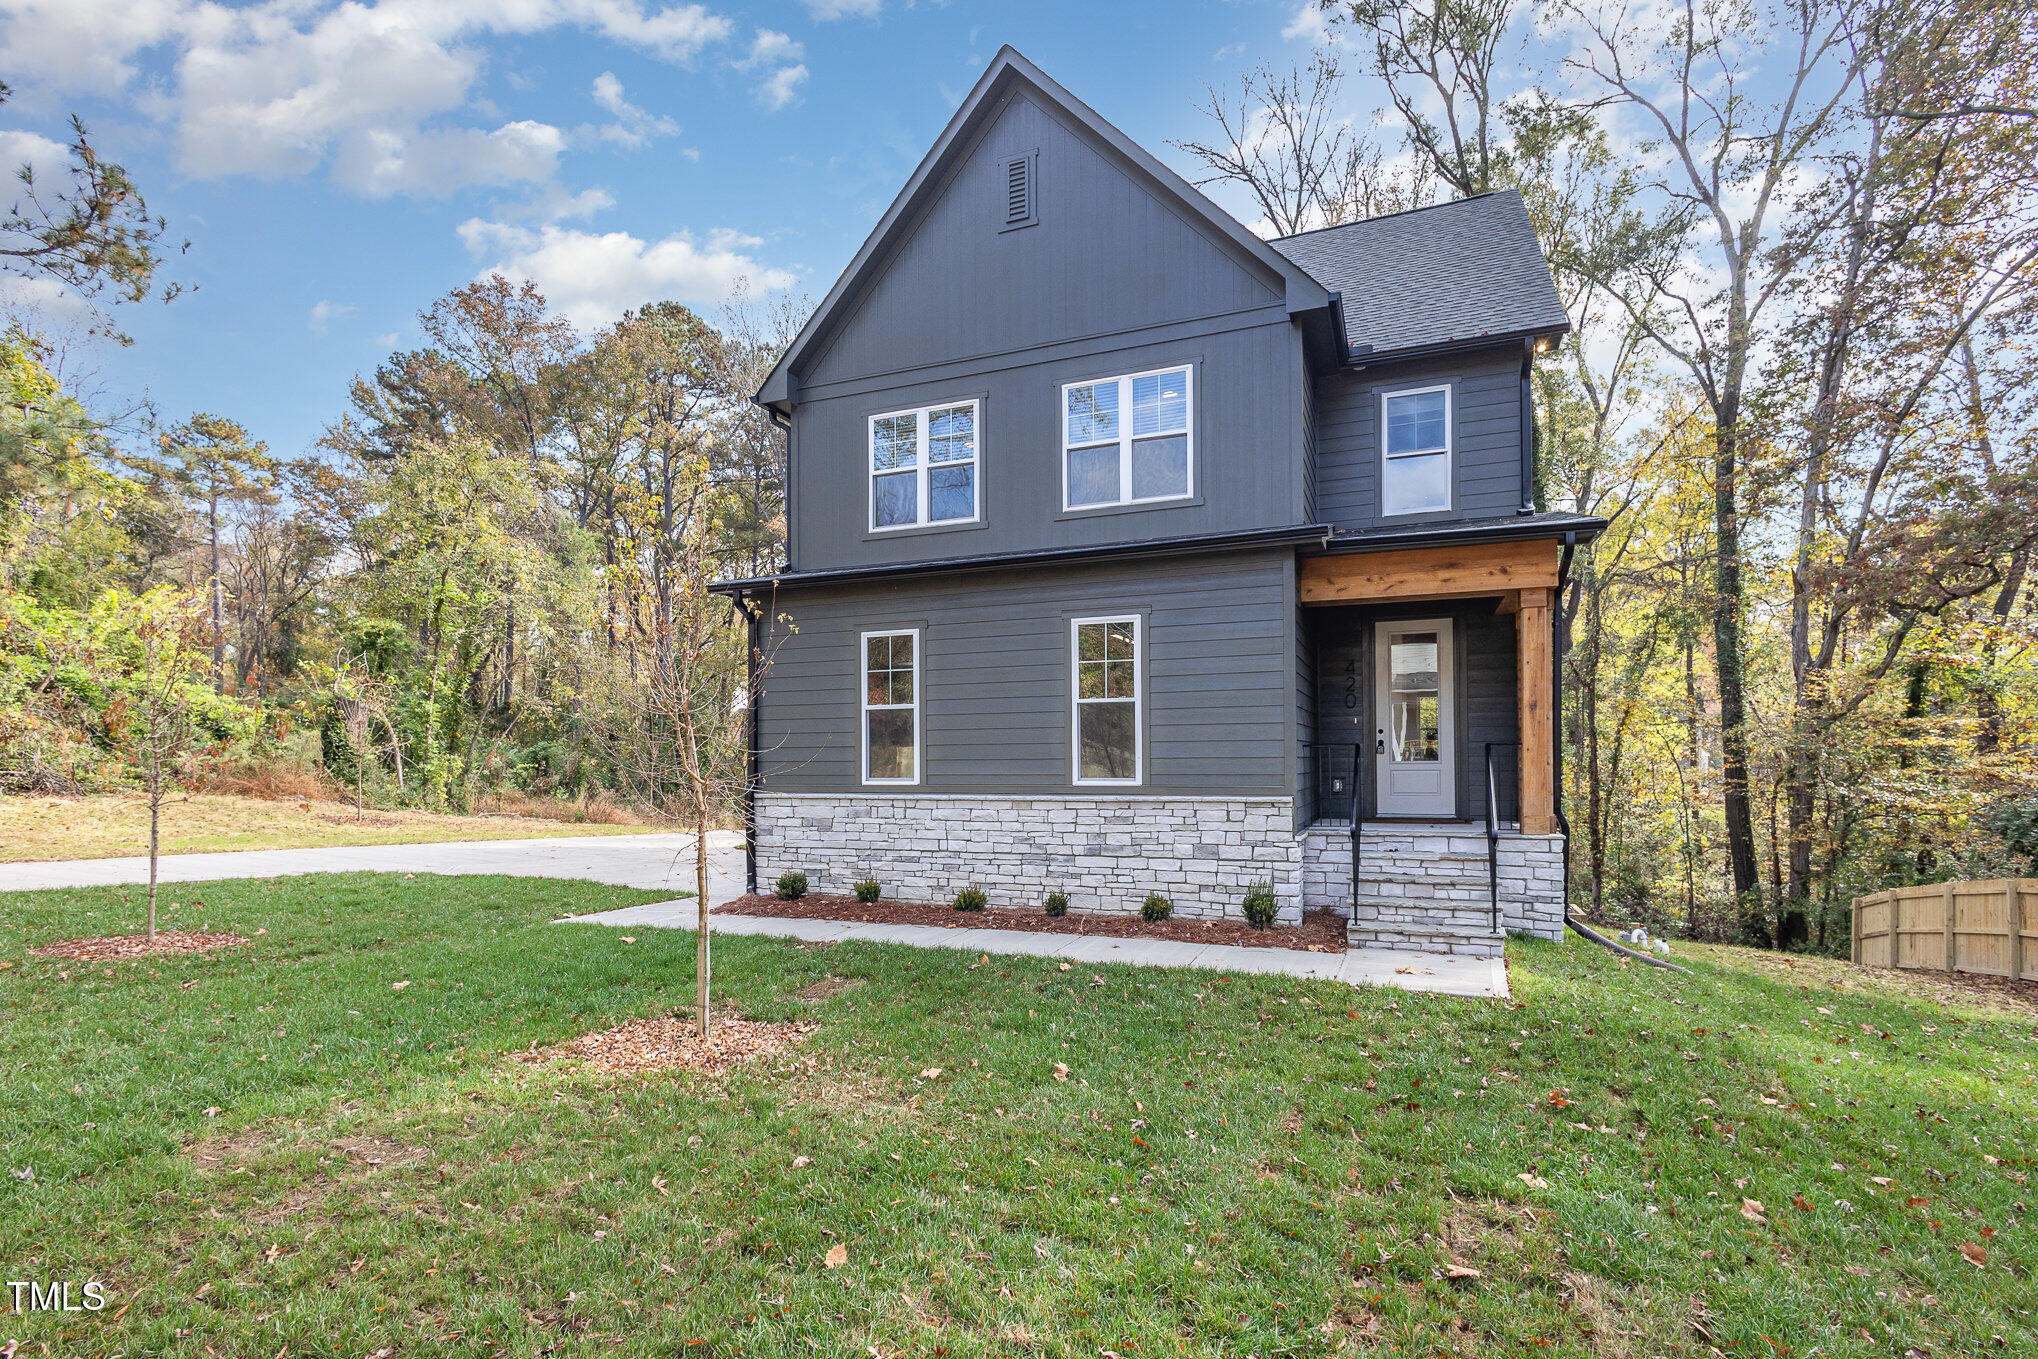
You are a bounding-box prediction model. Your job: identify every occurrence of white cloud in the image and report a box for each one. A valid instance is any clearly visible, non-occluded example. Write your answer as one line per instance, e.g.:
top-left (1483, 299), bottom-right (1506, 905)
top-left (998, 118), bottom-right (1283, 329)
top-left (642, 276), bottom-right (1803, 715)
top-left (801, 0), bottom-right (880, 18)
top-left (733, 27), bottom-right (805, 112)
top-left (0, 128), bottom-right (72, 183)
top-left (756, 63), bottom-right (808, 112)
top-left (0, 0), bottom-right (735, 195)
top-left (0, 0), bottom-right (185, 100)
top-left (589, 71), bottom-right (681, 150)
top-left (0, 272), bottom-right (94, 329)
top-left (739, 28), bottom-right (803, 67)
top-left (1282, 2), bottom-right (1342, 45)
top-left (457, 216), bottom-right (795, 329)
top-left (309, 299), bottom-right (356, 331)
top-left (330, 120), bottom-right (567, 196)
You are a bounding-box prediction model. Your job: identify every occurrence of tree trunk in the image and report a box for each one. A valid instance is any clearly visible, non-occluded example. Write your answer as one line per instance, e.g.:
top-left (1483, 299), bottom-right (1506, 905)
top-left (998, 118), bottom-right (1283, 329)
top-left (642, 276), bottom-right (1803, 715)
top-left (148, 778), bottom-right (161, 943)
top-left (1582, 573), bottom-right (1606, 919)
top-left (209, 492), bottom-right (225, 693)
top-left (695, 809), bottom-right (711, 1034)
top-left (1710, 415), bottom-right (1767, 944)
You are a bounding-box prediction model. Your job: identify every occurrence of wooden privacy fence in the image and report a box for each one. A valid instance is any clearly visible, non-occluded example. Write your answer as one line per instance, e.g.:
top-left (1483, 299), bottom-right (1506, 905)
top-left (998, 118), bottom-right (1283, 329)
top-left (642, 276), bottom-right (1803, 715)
top-left (1852, 880), bottom-right (2038, 980)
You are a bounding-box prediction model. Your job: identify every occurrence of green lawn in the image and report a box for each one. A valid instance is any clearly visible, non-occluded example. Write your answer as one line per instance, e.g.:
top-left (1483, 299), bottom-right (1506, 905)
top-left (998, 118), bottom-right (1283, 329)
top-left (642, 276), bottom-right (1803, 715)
top-left (1, 876), bottom-right (2032, 1356)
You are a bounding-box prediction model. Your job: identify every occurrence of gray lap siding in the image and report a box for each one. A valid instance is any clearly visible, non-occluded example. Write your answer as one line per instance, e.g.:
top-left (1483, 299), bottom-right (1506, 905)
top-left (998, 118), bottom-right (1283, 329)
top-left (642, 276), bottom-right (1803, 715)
top-left (755, 549), bottom-right (1294, 797)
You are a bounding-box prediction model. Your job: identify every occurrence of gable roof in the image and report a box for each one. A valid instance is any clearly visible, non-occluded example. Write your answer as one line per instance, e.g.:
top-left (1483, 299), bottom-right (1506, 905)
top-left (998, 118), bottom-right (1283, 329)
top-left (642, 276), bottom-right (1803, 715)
top-left (1268, 192), bottom-right (1570, 362)
top-left (754, 46), bottom-right (1334, 411)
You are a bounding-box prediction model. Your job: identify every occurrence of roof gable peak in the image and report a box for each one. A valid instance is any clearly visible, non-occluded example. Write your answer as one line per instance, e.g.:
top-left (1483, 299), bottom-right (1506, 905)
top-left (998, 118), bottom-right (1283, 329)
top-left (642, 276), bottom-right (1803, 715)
top-left (756, 46), bottom-right (1331, 410)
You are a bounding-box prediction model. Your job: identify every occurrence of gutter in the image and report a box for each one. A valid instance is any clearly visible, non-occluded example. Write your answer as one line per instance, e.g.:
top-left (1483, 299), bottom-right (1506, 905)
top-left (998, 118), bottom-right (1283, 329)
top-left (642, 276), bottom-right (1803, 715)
top-left (1341, 325), bottom-right (1569, 373)
top-left (1304, 514), bottom-right (1607, 558)
top-left (710, 522), bottom-right (1334, 596)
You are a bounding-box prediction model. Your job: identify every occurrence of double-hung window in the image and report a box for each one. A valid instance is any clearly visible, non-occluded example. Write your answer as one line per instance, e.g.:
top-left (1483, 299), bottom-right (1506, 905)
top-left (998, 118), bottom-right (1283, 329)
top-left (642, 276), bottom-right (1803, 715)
top-left (1380, 385), bottom-right (1451, 516)
top-left (1071, 616), bottom-right (1141, 784)
top-left (870, 401), bottom-right (978, 531)
top-left (1063, 366), bottom-right (1192, 509)
top-left (861, 629), bottom-right (919, 784)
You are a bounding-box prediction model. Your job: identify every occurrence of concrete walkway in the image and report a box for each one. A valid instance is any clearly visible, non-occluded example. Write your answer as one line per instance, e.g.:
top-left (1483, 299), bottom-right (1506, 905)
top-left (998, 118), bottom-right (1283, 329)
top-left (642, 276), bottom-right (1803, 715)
top-left (2, 832), bottom-right (747, 900)
top-left (561, 900), bottom-right (1509, 998)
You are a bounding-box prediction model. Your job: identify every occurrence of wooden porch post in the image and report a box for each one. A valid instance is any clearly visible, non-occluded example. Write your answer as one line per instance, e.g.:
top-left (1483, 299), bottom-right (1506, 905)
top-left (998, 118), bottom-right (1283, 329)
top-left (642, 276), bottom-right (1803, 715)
top-left (1516, 586), bottom-right (1557, 835)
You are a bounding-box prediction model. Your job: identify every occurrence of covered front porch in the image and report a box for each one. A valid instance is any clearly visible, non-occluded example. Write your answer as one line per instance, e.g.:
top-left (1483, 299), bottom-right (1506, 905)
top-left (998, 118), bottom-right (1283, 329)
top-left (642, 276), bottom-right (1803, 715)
top-left (1292, 536), bottom-right (1569, 950)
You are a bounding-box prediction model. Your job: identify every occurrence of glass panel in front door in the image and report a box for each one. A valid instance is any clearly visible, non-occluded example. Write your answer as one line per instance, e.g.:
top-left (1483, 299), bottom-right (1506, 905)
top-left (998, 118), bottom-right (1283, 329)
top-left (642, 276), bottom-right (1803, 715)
top-left (1388, 632), bottom-right (1440, 761)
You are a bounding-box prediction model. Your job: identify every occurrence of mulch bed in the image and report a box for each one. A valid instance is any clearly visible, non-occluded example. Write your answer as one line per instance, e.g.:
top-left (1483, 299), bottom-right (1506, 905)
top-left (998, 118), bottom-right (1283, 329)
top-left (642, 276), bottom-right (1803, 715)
top-left (27, 931), bottom-right (250, 962)
top-left (717, 893), bottom-right (1349, 954)
top-left (513, 1016), bottom-right (815, 1075)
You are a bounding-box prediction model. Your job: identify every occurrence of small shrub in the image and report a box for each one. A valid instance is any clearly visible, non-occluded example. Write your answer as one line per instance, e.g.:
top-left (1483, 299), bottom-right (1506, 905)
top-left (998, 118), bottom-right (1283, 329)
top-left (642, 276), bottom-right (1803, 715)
top-left (853, 875), bottom-right (882, 904)
top-left (1043, 891), bottom-right (1069, 918)
top-left (775, 871), bottom-right (808, 901)
top-left (1241, 881), bottom-right (1279, 929)
top-left (952, 883), bottom-right (988, 912)
top-left (1141, 892), bottom-right (1173, 923)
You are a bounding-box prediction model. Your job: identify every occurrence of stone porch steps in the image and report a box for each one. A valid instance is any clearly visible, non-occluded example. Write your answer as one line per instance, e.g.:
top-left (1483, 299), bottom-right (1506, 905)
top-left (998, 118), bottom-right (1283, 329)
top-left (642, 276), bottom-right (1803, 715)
top-left (1349, 890), bottom-right (1503, 958)
top-left (1346, 920), bottom-right (1506, 958)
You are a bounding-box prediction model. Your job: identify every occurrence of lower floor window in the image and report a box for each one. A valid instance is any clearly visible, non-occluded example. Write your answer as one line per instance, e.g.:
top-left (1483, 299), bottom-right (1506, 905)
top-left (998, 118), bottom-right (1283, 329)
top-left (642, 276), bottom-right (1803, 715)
top-left (1072, 616), bottom-right (1141, 783)
top-left (862, 630), bottom-right (918, 783)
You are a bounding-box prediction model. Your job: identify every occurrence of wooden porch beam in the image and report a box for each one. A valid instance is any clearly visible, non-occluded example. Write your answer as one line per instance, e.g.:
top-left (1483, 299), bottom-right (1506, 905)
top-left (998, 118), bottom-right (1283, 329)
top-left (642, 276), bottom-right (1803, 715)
top-left (1516, 585), bottom-right (1557, 835)
top-left (1298, 539), bottom-right (1562, 606)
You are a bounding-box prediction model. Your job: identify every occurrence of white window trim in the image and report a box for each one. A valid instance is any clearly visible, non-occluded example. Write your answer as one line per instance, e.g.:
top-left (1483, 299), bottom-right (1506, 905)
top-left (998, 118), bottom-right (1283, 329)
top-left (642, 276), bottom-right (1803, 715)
top-left (1059, 365), bottom-right (1195, 512)
top-left (868, 399), bottom-right (981, 533)
top-left (859, 627), bottom-right (922, 786)
top-left (1069, 614), bottom-right (1143, 787)
top-left (1379, 382), bottom-right (1453, 519)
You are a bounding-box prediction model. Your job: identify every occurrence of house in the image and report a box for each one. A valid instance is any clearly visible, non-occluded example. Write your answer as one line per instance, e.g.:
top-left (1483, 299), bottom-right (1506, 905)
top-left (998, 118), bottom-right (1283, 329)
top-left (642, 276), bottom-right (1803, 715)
top-left (713, 47), bottom-right (1603, 956)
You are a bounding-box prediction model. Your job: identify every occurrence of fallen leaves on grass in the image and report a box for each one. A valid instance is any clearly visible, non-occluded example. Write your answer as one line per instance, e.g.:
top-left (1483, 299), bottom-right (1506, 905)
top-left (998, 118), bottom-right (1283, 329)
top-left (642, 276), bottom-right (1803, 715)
top-left (1741, 1198), bottom-right (1768, 1224)
top-left (514, 1016), bottom-right (814, 1076)
top-left (28, 931), bottom-right (248, 962)
top-left (824, 1242), bottom-right (848, 1269)
top-left (1960, 1241), bottom-right (1989, 1268)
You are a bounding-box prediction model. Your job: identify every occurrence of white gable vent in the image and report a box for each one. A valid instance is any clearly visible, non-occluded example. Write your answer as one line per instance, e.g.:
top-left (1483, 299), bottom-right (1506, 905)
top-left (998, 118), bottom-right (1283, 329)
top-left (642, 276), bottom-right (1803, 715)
top-left (1000, 151), bottom-right (1038, 232)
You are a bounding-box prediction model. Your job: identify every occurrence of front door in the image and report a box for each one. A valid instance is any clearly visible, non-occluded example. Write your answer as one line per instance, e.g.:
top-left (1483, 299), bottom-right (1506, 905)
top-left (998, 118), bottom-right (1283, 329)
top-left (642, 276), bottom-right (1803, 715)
top-left (1373, 619), bottom-right (1455, 817)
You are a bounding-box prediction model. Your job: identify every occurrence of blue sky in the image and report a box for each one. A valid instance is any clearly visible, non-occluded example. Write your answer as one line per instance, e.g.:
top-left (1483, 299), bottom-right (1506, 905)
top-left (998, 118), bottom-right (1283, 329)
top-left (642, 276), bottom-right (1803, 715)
top-left (0, 0), bottom-right (1337, 461)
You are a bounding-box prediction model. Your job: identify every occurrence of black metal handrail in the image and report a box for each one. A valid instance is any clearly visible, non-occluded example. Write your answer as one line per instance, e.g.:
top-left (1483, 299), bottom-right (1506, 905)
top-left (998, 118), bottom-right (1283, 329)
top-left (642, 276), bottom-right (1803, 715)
top-left (1302, 741), bottom-right (1365, 918)
top-left (1484, 741), bottom-right (1518, 937)
top-left (1347, 743), bottom-right (1362, 918)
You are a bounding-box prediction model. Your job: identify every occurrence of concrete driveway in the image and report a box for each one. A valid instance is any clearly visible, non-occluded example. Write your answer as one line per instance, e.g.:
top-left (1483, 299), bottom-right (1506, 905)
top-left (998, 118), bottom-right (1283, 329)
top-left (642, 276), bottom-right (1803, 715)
top-left (1, 831), bottom-right (747, 900)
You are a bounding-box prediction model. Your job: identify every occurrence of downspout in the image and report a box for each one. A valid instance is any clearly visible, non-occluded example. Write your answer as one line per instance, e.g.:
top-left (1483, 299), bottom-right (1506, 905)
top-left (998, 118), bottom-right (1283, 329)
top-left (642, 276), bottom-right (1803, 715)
top-left (1517, 341), bottom-right (1537, 514)
top-left (732, 591), bottom-right (763, 895)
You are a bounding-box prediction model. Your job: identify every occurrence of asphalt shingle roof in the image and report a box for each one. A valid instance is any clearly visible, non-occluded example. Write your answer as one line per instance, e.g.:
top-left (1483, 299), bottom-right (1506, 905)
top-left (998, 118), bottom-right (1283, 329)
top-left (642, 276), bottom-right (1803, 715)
top-left (1268, 190), bottom-right (1569, 360)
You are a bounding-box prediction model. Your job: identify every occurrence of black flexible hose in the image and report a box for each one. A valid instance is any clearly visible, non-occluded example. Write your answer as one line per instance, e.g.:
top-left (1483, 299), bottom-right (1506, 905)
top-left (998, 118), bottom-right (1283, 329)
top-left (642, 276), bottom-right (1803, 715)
top-left (1567, 915), bottom-right (1693, 974)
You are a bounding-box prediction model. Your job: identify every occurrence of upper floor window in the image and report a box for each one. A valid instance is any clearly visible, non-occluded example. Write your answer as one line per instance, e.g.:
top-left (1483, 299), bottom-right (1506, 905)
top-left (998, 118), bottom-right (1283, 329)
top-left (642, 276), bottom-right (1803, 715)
top-left (870, 401), bottom-right (978, 532)
top-left (1381, 385), bottom-right (1451, 517)
top-left (1062, 366), bottom-right (1192, 510)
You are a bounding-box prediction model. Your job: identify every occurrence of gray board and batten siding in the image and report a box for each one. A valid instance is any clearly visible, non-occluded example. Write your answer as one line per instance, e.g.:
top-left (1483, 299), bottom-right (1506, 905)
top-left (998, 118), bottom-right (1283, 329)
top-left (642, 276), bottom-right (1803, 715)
top-left (1311, 348), bottom-right (1528, 536)
top-left (754, 548), bottom-right (1301, 801)
top-left (782, 86), bottom-right (1312, 574)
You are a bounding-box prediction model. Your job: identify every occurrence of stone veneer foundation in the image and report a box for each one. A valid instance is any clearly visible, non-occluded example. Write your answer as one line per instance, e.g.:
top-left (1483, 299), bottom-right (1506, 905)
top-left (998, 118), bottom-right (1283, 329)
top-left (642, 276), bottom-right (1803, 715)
top-left (1300, 823), bottom-right (1566, 940)
top-left (755, 793), bottom-right (1305, 925)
